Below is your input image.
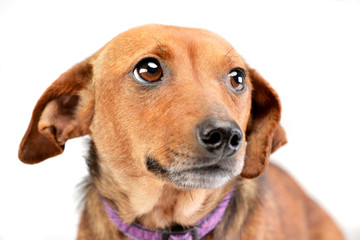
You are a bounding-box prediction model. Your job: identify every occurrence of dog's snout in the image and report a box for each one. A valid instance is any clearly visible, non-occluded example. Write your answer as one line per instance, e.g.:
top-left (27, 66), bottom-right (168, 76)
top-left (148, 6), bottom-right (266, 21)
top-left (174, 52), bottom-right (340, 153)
top-left (196, 119), bottom-right (242, 157)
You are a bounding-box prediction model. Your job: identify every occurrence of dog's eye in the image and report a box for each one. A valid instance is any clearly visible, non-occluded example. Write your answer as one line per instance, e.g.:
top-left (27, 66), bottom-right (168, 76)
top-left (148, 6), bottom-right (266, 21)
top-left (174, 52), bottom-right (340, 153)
top-left (226, 68), bottom-right (246, 93)
top-left (133, 58), bottom-right (163, 83)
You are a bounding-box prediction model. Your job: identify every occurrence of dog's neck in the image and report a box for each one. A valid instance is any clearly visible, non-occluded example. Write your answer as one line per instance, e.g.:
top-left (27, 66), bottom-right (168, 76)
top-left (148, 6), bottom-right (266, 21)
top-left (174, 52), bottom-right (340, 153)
top-left (85, 140), bottom-right (235, 229)
top-left (79, 141), bottom-right (259, 239)
top-left (80, 175), bottom-right (260, 240)
top-left (96, 169), bottom-right (235, 229)
top-left (101, 189), bottom-right (234, 240)
top-left (79, 178), bottom-right (240, 239)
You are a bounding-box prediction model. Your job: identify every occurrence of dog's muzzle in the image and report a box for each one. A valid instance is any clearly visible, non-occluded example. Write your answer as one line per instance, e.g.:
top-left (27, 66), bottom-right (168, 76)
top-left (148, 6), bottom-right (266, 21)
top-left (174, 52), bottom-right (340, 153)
top-left (146, 118), bottom-right (246, 189)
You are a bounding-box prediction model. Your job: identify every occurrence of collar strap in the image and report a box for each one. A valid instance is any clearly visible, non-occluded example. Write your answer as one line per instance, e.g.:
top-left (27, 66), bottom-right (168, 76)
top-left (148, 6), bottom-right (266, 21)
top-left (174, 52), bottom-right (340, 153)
top-left (101, 190), bottom-right (234, 240)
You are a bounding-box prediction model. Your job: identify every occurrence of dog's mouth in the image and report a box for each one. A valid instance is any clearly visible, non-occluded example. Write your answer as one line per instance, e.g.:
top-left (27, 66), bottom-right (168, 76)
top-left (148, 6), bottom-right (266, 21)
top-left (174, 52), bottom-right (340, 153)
top-left (146, 154), bottom-right (245, 189)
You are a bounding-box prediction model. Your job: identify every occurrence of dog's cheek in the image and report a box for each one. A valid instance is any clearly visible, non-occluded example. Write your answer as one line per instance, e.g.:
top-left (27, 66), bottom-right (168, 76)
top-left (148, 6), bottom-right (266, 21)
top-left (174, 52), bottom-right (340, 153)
top-left (89, 107), bottom-right (140, 176)
top-left (116, 92), bottom-right (197, 166)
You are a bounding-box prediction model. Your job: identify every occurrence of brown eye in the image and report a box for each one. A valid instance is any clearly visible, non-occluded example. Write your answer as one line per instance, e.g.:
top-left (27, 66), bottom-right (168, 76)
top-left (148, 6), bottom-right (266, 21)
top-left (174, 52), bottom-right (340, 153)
top-left (133, 58), bottom-right (163, 83)
top-left (226, 68), bottom-right (246, 93)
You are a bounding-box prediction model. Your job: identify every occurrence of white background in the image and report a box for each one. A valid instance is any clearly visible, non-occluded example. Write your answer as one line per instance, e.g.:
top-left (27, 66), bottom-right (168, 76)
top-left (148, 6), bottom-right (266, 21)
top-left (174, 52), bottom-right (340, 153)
top-left (0, 0), bottom-right (359, 239)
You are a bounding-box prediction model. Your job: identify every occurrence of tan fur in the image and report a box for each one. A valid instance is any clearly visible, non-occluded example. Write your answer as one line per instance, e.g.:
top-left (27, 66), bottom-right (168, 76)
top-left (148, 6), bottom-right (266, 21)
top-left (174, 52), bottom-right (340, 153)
top-left (19, 24), bottom-right (343, 240)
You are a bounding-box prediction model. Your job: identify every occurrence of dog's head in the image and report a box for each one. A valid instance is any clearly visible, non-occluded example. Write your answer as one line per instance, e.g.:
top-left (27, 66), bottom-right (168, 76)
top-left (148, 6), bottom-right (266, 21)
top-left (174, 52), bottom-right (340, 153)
top-left (19, 25), bottom-right (286, 189)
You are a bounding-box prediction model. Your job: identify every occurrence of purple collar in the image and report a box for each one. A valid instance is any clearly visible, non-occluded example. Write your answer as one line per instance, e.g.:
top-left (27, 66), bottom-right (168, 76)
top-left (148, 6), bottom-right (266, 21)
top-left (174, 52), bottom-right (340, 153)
top-left (101, 191), bottom-right (234, 240)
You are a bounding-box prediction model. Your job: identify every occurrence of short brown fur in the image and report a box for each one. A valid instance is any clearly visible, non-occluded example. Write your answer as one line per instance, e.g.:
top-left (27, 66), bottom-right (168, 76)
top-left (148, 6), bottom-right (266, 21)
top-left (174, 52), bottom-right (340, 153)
top-left (19, 25), bottom-right (343, 240)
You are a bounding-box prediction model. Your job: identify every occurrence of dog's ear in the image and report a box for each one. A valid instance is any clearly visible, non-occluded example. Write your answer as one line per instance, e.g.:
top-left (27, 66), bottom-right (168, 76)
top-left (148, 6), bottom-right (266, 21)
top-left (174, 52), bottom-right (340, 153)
top-left (18, 60), bottom-right (94, 164)
top-left (240, 68), bottom-right (287, 179)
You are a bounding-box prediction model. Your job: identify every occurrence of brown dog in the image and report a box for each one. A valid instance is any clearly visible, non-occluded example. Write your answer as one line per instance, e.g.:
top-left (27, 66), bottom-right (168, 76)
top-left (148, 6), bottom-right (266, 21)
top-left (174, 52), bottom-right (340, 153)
top-left (19, 25), bottom-right (343, 240)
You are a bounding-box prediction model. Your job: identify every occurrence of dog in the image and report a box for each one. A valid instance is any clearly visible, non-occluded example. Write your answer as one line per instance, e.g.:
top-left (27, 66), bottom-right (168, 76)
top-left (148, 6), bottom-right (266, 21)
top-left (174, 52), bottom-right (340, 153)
top-left (18, 24), bottom-right (344, 240)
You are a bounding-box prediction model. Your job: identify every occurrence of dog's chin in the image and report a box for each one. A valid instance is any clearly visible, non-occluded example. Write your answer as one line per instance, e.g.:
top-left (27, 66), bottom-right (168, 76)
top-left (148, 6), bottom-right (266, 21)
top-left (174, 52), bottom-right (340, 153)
top-left (168, 165), bottom-right (237, 189)
top-left (146, 156), bottom-right (245, 189)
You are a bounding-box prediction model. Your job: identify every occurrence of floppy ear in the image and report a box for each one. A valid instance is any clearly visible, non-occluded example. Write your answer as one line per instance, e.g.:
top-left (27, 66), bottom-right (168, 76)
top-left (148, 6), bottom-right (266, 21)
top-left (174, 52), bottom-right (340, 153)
top-left (240, 68), bottom-right (287, 179)
top-left (18, 60), bottom-right (94, 164)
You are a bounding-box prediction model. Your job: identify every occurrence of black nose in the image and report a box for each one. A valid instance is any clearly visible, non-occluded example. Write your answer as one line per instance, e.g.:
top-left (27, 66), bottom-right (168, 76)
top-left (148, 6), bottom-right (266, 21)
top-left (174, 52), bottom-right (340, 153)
top-left (196, 119), bottom-right (243, 158)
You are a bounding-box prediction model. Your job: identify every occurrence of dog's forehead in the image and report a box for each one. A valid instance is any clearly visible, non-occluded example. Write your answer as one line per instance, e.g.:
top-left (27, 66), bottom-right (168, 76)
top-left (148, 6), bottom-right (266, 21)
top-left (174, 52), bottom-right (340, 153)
top-left (99, 25), bottom-right (245, 67)
top-left (116, 24), bottom-right (231, 49)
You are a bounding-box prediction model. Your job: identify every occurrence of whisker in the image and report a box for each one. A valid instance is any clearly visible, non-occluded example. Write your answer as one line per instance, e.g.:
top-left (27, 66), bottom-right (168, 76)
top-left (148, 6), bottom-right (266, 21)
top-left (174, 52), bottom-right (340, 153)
top-left (153, 37), bottom-right (166, 53)
top-left (225, 47), bottom-right (234, 58)
top-left (188, 190), bottom-right (194, 201)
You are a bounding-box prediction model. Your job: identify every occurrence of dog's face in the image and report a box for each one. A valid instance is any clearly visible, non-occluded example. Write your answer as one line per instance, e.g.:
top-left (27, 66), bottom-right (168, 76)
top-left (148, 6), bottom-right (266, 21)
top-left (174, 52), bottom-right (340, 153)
top-left (90, 26), bottom-right (252, 189)
top-left (18, 25), bottom-right (286, 190)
